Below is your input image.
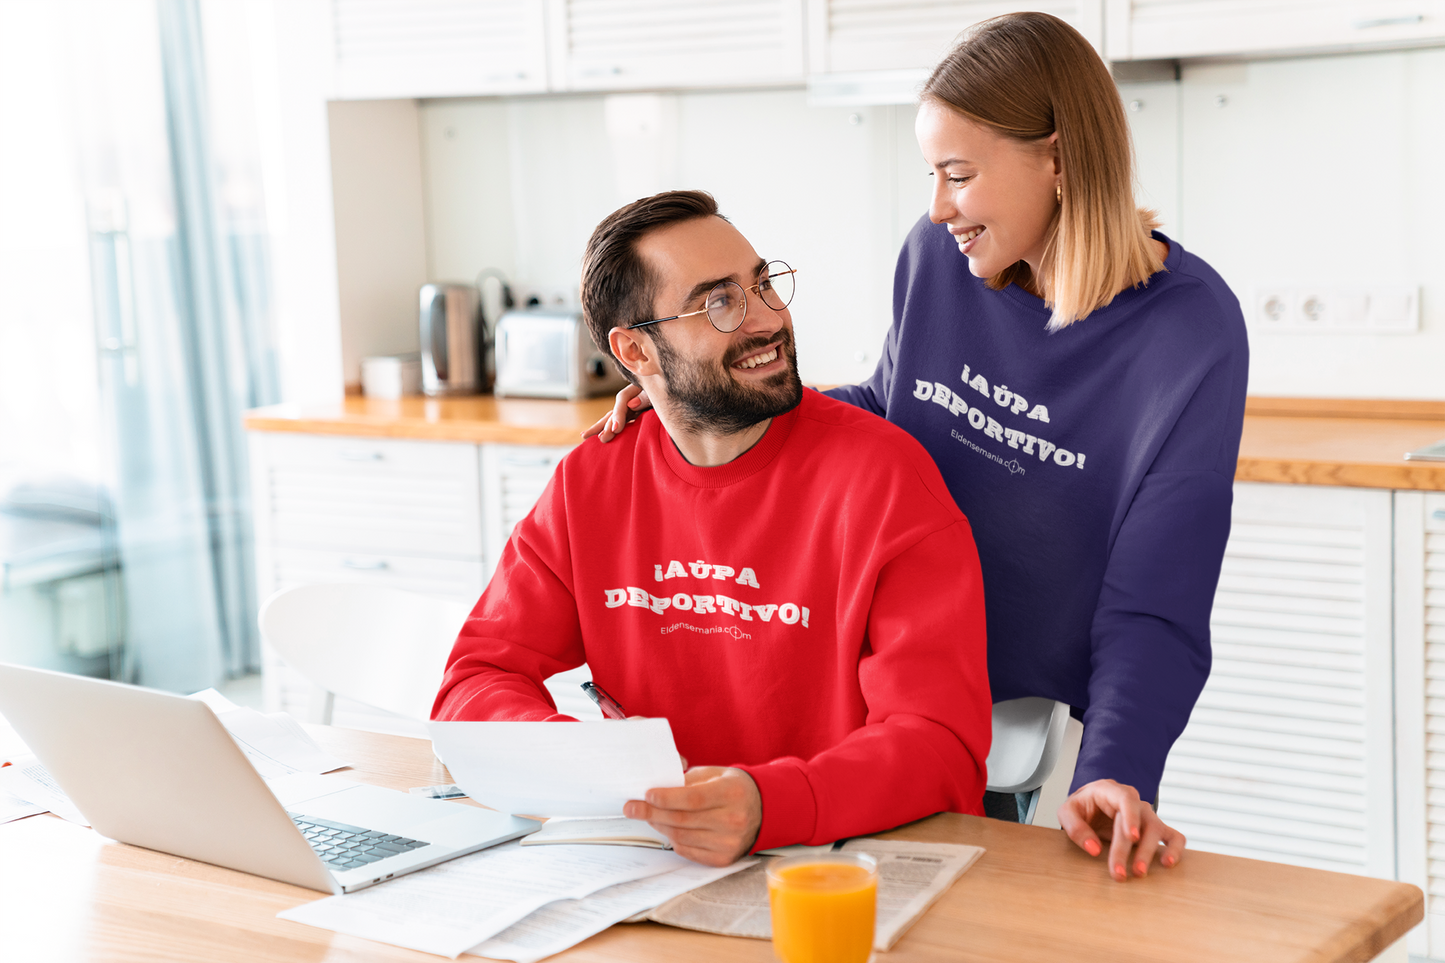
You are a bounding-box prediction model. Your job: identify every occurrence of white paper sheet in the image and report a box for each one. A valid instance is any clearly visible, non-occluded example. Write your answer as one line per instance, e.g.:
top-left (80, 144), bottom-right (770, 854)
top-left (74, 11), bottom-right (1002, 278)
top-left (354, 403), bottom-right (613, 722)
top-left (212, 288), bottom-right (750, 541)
top-left (0, 783), bottom-right (46, 824)
top-left (427, 719), bottom-right (685, 817)
top-left (469, 859), bottom-right (757, 963)
top-left (0, 709), bottom-right (29, 764)
top-left (277, 840), bottom-right (691, 959)
top-left (0, 757), bottom-right (88, 825)
top-left (188, 689), bottom-right (347, 778)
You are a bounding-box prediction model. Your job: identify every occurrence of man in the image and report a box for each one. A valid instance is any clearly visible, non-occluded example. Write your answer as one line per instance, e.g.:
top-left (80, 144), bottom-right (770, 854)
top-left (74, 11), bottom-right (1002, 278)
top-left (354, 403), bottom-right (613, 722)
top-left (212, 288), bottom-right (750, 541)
top-left (433, 190), bottom-right (991, 866)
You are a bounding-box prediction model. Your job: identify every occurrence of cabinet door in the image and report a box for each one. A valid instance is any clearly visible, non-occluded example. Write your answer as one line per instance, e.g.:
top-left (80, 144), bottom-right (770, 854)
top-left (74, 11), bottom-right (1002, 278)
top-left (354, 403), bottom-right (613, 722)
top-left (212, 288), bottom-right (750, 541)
top-left (1395, 491), bottom-right (1445, 957)
top-left (255, 433), bottom-right (483, 560)
top-left (545, 0), bottom-right (805, 91)
top-left (808, 0), bottom-right (1103, 75)
top-left (330, 0), bottom-right (549, 99)
top-left (1106, 0), bottom-right (1445, 62)
top-left (1158, 482), bottom-right (1395, 878)
top-left (480, 443), bottom-right (572, 576)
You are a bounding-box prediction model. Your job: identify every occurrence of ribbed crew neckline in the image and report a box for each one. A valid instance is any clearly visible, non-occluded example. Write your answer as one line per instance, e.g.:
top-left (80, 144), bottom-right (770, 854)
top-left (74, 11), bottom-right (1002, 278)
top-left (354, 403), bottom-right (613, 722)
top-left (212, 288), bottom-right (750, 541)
top-left (655, 397), bottom-right (802, 489)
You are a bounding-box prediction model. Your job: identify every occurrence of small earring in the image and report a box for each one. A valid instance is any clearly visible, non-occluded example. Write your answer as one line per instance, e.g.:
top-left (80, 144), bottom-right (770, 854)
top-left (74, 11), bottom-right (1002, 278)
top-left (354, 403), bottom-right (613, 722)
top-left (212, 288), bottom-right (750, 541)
top-left (1056, 183), bottom-right (1062, 204)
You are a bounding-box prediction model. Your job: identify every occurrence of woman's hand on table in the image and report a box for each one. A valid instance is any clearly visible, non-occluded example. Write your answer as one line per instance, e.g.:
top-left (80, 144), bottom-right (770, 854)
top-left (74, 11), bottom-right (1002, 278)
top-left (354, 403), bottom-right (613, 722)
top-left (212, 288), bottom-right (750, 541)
top-left (581, 383), bottom-right (650, 442)
top-left (1057, 778), bottom-right (1185, 880)
top-left (624, 766), bottom-right (761, 867)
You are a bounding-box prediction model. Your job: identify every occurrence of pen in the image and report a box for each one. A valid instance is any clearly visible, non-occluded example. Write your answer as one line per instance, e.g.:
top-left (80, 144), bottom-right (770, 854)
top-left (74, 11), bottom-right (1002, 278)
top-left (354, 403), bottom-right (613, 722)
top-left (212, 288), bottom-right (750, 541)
top-left (580, 681), bottom-right (627, 720)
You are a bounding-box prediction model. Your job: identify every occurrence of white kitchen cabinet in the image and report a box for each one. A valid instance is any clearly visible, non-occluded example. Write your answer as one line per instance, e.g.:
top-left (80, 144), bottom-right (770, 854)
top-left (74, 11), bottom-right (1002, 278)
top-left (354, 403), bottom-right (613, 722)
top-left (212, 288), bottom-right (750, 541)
top-left (1158, 482), bottom-right (1397, 879)
top-left (480, 444), bottom-right (571, 577)
top-left (806, 0), bottom-right (1103, 76)
top-left (249, 431), bottom-right (597, 732)
top-left (1392, 490), bottom-right (1445, 958)
top-left (328, 0), bottom-right (549, 99)
top-left (544, 0), bottom-right (805, 91)
top-left (1105, 0), bottom-right (1445, 62)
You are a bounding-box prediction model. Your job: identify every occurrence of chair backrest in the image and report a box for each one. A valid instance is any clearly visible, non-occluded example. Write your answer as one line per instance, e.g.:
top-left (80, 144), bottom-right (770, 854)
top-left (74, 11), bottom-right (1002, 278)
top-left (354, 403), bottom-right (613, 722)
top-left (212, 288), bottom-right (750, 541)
top-left (986, 697), bottom-right (1071, 795)
top-left (258, 584), bottom-right (470, 722)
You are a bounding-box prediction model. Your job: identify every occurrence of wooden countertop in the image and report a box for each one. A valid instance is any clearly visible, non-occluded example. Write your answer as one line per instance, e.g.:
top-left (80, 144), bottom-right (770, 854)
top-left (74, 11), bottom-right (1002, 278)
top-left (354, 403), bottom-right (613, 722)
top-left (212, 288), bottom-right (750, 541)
top-left (1237, 398), bottom-right (1445, 491)
top-left (243, 395), bottom-right (1445, 491)
top-left (244, 395), bottom-right (616, 447)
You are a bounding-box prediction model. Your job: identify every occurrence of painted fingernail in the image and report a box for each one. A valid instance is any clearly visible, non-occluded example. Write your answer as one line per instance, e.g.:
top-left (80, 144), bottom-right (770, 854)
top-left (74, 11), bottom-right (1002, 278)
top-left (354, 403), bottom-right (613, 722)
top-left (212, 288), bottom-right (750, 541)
top-left (1113, 865), bottom-right (1125, 879)
top-left (1163, 855), bottom-right (1176, 867)
top-left (1131, 828), bottom-right (1140, 842)
top-left (1084, 840), bottom-right (1101, 857)
top-left (1135, 860), bottom-right (1147, 876)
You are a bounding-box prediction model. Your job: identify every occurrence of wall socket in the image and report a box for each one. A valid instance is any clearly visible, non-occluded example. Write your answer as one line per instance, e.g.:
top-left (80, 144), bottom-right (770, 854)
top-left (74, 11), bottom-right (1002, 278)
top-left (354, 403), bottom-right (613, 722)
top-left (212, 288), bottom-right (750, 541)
top-left (1252, 285), bottom-right (1418, 333)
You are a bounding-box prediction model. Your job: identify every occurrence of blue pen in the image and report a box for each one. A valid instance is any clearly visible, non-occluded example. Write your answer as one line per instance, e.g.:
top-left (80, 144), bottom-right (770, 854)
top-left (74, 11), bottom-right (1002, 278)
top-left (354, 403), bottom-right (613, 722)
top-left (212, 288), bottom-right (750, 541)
top-left (580, 681), bottom-right (627, 720)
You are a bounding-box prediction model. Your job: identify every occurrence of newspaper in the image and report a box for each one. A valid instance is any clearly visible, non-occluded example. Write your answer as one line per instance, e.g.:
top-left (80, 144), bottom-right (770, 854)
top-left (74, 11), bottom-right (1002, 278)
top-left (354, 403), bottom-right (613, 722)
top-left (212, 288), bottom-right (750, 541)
top-left (643, 838), bottom-right (984, 951)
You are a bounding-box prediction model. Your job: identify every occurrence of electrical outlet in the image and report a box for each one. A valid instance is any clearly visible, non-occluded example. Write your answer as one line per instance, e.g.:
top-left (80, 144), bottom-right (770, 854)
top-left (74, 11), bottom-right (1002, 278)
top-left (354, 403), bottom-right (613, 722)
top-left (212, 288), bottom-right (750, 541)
top-left (1251, 285), bottom-right (1418, 333)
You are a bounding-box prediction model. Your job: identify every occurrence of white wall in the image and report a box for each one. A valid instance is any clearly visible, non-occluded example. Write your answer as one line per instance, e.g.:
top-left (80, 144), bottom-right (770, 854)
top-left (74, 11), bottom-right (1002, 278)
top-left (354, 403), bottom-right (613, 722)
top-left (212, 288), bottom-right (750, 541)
top-left (413, 49), bottom-right (1444, 398)
top-left (420, 91), bottom-right (927, 387)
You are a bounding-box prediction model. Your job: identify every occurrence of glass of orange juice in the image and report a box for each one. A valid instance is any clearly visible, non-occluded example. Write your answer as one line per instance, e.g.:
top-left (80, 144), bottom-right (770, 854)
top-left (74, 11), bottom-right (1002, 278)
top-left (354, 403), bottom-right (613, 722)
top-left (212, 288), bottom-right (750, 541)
top-left (766, 852), bottom-right (878, 963)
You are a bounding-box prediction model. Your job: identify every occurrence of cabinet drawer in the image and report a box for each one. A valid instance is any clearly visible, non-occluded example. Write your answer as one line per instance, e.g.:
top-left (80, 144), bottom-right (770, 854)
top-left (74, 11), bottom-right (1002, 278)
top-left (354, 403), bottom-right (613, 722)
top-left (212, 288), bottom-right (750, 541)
top-left (256, 433), bottom-right (482, 558)
top-left (270, 546), bottom-right (486, 604)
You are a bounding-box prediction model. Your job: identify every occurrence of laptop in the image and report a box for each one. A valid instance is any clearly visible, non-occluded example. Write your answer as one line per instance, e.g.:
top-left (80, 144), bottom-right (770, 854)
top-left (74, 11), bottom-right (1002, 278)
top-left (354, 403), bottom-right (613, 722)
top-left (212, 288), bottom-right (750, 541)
top-left (0, 663), bottom-right (540, 893)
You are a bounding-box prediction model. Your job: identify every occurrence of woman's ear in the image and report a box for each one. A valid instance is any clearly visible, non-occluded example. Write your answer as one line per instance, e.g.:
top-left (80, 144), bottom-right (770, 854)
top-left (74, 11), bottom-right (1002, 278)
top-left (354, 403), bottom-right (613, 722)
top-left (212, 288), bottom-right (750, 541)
top-left (1046, 130), bottom-right (1061, 176)
top-left (608, 326), bottom-right (660, 379)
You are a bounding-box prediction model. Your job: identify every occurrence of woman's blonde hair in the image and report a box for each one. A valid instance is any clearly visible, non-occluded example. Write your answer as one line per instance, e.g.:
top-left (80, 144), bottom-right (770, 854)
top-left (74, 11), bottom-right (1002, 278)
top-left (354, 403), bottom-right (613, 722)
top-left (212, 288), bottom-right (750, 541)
top-left (921, 12), bottom-right (1162, 330)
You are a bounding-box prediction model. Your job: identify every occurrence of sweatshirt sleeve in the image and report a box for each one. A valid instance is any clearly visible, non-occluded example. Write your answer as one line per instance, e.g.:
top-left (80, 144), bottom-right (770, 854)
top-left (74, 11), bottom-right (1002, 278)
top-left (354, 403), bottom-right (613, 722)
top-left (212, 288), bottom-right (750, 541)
top-left (735, 520), bottom-right (992, 851)
top-left (431, 473), bottom-right (587, 723)
top-left (1076, 469), bottom-right (1231, 799)
top-left (1075, 345), bottom-right (1245, 800)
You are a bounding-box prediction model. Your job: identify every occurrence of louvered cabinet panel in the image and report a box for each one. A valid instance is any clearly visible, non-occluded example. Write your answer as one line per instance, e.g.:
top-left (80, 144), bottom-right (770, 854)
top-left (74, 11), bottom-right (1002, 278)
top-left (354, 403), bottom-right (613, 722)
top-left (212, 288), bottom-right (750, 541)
top-left (1397, 491), bottom-right (1445, 957)
top-left (1158, 482), bottom-right (1395, 878)
top-left (258, 433), bottom-right (483, 559)
top-left (545, 0), bottom-right (805, 90)
top-left (480, 443), bottom-right (571, 577)
top-left (807, 0), bottom-right (1102, 75)
top-left (330, 0), bottom-right (549, 99)
top-left (1105, 0), bottom-right (1445, 62)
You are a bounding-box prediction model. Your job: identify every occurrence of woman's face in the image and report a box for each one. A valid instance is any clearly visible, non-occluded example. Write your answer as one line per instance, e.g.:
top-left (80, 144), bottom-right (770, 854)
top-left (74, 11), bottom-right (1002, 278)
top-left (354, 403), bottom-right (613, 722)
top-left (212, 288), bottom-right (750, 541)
top-left (915, 101), bottom-right (1060, 280)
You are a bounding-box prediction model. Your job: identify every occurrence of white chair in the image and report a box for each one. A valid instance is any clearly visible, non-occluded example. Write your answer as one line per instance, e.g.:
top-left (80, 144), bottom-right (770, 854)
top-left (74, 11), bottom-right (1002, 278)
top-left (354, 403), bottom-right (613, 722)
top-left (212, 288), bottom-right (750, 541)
top-left (986, 697), bottom-right (1081, 825)
top-left (258, 584), bottom-right (471, 726)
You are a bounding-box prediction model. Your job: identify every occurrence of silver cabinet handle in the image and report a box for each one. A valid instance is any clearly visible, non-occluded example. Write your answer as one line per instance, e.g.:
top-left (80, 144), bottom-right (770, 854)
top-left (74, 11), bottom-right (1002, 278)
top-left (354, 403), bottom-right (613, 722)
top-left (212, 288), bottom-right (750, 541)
top-left (339, 449), bottom-right (384, 461)
top-left (502, 455), bottom-right (558, 468)
top-left (341, 557), bottom-right (389, 570)
top-left (1353, 14), bottom-right (1423, 28)
top-left (1433, 509), bottom-right (1445, 521)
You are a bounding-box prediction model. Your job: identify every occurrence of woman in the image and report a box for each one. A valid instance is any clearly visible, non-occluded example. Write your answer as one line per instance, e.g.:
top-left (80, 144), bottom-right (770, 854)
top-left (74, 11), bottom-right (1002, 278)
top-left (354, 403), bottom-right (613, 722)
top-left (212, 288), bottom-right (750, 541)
top-left (589, 12), bottom-right (1247, 881)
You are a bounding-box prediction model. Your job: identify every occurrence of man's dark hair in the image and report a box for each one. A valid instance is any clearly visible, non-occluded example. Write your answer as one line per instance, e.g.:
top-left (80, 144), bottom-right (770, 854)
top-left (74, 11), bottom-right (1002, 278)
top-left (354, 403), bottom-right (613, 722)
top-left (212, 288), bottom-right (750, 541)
top-left (580, 190), bottom-right (723, 384)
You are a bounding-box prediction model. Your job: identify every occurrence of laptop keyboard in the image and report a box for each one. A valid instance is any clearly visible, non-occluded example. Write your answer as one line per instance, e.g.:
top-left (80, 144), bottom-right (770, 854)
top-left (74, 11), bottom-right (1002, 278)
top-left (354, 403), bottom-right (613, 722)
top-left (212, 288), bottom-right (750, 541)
top-left (288, 813), bottom-right (431, 871)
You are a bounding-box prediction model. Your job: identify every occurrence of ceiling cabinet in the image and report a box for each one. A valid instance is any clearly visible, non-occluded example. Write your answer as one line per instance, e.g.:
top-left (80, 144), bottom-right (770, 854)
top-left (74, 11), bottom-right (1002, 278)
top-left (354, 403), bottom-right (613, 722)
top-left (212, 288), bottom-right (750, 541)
top-left (329, 0), bottom-right (549, 99)
top-left (806, 0), bottom-right (1103, 75)
top-left (544, 0), bottom-right (805, 91)
top-left (1105, 0), bottom-right (1445, 62)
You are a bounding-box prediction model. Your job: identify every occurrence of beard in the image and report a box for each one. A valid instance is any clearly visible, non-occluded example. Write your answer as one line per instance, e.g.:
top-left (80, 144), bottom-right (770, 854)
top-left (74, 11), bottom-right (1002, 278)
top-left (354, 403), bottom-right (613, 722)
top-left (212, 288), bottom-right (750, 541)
top-left (650, 326), bottom-right (804, 435)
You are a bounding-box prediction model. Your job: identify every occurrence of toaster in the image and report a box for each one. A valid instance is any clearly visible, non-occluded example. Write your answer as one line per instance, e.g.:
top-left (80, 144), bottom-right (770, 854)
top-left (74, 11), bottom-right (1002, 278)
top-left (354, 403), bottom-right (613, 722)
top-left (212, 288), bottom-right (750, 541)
top-left (492, 308), bottom-right (630, 400)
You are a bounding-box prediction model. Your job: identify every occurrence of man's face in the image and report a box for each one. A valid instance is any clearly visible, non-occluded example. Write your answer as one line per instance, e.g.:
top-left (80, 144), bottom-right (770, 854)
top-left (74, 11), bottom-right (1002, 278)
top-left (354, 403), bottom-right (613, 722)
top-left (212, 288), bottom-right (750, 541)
top-left (634, 217), bottom-right (802, 434)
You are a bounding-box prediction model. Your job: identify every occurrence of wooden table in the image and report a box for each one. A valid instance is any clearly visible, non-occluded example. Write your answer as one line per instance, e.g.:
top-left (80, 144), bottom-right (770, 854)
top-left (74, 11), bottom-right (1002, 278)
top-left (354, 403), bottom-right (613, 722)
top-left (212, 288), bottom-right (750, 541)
top-left (0, 726), bottom-right (1423, 962)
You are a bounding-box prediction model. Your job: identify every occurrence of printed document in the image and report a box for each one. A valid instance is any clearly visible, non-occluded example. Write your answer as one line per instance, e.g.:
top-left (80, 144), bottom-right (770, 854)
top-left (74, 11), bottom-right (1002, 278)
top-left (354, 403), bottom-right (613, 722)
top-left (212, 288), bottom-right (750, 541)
top-left (277, 840), bottom-right (692, 959)
top-left (644, 838), bottom-right (985, 950)
top-left (427, 719), bottom-right (685, 817)
top-left (0, 784), bottom-right (45, 824)
top-left (468, 859), bottom-right (756, 963)
top-left (0, 757), bottom-right (88, 825)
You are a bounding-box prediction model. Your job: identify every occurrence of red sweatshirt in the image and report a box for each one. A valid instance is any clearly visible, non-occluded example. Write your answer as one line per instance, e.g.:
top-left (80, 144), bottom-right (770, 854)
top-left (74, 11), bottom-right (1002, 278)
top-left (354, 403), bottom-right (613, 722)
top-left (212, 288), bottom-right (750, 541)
top-left (433, 389), bottom-right (991, 851)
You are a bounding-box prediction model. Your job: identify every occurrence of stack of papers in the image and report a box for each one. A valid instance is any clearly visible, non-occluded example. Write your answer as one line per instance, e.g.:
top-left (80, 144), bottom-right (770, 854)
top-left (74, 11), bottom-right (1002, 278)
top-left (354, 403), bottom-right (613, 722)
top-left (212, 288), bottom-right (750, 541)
top-left (278, 839), bottom-right (752, 959)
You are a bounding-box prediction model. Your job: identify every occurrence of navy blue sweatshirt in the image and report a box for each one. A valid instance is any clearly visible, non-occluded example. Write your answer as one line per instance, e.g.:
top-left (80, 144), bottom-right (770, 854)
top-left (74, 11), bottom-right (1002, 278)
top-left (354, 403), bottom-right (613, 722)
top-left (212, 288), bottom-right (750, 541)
top-left (828, 217), bottom-right (1248, 801)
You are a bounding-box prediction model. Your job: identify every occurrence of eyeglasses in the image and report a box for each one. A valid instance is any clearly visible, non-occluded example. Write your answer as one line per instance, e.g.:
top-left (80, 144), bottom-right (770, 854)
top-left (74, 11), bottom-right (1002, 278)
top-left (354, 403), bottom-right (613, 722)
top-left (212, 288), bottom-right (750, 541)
top-left (628, 260), bottom-right (797, 333)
